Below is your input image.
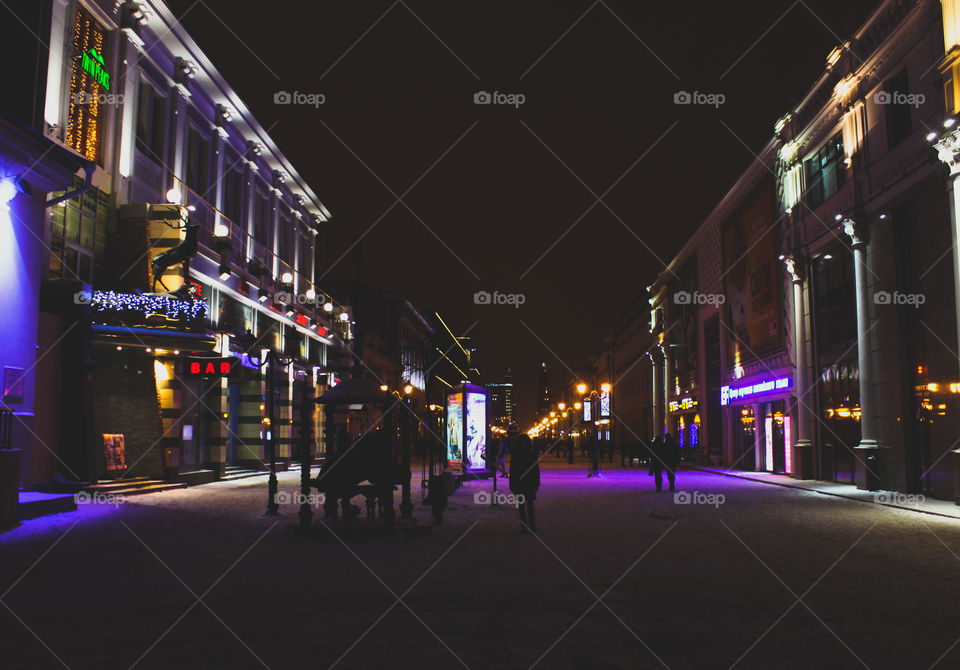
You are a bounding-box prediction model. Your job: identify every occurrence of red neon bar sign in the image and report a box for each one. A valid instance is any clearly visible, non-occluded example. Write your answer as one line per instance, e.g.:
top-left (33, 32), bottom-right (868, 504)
top-left (187, 358), bottom-right (236, 377)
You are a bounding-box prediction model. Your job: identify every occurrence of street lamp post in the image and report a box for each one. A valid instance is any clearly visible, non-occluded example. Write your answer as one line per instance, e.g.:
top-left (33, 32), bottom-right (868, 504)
top-left (399, 384), bottom-right (414, 520)
top-left (263, 349), bottom-right (290, 515)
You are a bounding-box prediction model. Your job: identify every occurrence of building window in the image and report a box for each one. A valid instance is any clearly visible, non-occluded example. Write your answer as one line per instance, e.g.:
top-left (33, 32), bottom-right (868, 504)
top-left (222, 148), bottom-right (245, 225)
top-left (254, 190), bottom-right (271, 245)
top-left (804, 133), bottom-right (846, 209)
top-left (136, 79), bottom-right (167, 162)
top-left (65, 6), bottom-right (110, 163)
top-left (885, 69), bottom-right (913, 149)
top-left (298, 235), bottom-right (312, 280)
top-left (277, 210), bottom-right (293, 261)
top-left (49, 177), bottom-right (108, 283)
top-left (185, 124), bottom-right (211, 196)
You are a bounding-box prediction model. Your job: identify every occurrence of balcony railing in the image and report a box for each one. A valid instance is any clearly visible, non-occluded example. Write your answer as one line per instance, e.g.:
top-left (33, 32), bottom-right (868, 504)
top-left (169, 179), bottom-right (350, 333)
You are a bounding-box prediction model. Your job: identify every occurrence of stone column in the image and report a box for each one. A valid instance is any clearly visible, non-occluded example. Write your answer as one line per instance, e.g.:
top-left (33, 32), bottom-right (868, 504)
top-left (650, 348), bottom-right (664, 439)
top-left (662, 346), bottom-right (671, 438)
top-left (933, 129), bottom-right (960, 503)
top-left (842, 218), bottom-right (884, 490)
top-left (934, 130), bottom-right (960, 374)
top-left (752, 403), bottom-right (764, 471)
top-left (784, 256), bottom-right (814, 478)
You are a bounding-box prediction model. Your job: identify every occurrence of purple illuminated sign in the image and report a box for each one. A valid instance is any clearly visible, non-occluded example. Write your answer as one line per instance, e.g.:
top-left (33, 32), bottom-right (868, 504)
top-left (721, 376), bottom-right (791, 406)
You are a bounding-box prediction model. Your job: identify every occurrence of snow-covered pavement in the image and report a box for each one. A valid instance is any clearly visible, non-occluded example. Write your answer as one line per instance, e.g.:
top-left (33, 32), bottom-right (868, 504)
top-left (2, 462), bottom-right (959, 669)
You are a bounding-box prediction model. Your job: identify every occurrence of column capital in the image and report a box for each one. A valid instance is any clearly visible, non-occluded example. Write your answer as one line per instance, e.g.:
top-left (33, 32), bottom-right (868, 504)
top-left (841, 218), bottom-right (866, 248)
top-left (935, 128), bottom-right (960, 176)
top-left (781, 255), bottom-right (803, 284)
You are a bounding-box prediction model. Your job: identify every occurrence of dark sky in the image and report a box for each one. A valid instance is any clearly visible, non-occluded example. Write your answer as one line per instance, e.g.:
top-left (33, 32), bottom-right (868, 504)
top-left (163, 0), bottom-right (878, 427)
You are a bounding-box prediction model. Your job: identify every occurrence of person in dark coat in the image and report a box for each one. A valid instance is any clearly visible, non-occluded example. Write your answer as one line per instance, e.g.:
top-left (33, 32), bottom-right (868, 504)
top-left (509, 434), bottom-right (540, 533)
top-left (586, 435), bottom-right (600, 477)
top-left (654, 432), bottom-right (681, 492)
top-left (647, 435), bottom-right (660, 477)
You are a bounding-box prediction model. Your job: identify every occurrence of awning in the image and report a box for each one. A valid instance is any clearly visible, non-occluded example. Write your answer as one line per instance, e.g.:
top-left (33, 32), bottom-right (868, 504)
top-left (91, 325), bottom-right (217, 352)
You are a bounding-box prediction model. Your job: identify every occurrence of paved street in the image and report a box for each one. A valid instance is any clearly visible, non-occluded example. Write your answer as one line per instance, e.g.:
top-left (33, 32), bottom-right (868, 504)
top-left (2, 462), bottom-right (959, 670)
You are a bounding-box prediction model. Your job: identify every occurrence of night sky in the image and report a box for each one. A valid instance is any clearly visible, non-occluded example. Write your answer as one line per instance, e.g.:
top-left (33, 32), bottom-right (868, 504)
top-left (162, 0), bottom-right (878, 426)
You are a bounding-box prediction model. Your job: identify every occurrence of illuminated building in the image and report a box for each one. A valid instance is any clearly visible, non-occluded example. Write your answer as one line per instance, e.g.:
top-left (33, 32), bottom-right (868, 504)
top-left (646, 0), bottom-right (960, 498)
top-left (537, 360), bottom-right (550, 417)
top-left (317, 281), bottom-right (436, 401)
top-left (487, 368), bottom-right (514, 423)
top-left (5, 0), bottom-right (351, 491)
top-left (651, 146), bottom-right (788, 472)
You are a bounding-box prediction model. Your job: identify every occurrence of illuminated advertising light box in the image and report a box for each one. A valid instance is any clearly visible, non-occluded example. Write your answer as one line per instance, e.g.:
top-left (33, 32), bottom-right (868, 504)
top-left (599, 391), bottom-right (611, 417)
top-left (583, 399), bottom-right (592, 421)
top-left (720, 376), bottom-right (791, 406)
top-left (465, 392), bottom-right (487, 471)
top-left (446, 392), bottom-right (464, 472)
top-left (446, 383), bottom-right (489, 474)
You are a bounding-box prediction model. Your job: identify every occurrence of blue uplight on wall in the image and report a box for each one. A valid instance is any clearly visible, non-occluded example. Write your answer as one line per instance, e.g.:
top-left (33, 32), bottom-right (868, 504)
top-left (90, 290), bottom-right (208, 321)
top-left (0, 178), bottom-right (18, 212)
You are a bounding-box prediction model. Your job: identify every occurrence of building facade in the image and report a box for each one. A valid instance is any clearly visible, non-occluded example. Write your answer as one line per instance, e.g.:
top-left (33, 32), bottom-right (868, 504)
top-left (647, 0), bottom-right (960, 501)
top-left (6, 0), bottom-right (353, 488)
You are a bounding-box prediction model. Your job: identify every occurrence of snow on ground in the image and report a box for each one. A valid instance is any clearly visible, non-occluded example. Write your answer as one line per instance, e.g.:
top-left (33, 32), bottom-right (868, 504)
top-left (2, 460), bottom-right (960, 669)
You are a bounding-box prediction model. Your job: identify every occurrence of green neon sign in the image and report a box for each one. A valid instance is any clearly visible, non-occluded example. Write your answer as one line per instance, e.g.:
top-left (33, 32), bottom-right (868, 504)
top-left (81, 47), bottom-right (110, 91)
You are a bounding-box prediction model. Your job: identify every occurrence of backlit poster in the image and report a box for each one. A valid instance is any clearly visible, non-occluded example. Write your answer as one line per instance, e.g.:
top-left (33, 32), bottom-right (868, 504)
top-left (465, 392), bottom-right (487, 470)
top-left (583, 400), bottom-right (592, 421)
top-left (102, 434), bottom-right (126, 471)
top-left (599, 391), bottom-right (610, 417)
top-left (764, 417), bottom-right (773, 472)
top-left (446, 392), bottom-right (464, 471)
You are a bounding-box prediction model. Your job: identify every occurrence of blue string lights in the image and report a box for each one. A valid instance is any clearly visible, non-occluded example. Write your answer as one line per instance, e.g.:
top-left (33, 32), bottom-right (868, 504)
top-left (90, 291), bottom-right (208, 321)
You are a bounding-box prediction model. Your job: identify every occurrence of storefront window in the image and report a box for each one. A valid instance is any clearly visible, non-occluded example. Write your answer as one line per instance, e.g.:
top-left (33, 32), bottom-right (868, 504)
top-left (49, 177), bottom-right (108, 283)
top-left (813, 251), bottom-right (859, 482)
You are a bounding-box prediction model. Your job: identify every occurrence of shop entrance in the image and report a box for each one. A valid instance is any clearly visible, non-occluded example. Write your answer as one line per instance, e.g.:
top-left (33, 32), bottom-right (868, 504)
top-left (763, 400), bottom-right (790, 474)
top-left (735, 407), bottom-right (756, 470)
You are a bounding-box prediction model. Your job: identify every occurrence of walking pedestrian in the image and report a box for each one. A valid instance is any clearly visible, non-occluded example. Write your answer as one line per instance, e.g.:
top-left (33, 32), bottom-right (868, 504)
top-left (654, 432), bottom-right (681, 492)
top-left (647, 435), bottom-right (663, 491)
top-left (509, 434), bottom-right (540, 534)
top-left (587, 435), bottom-right (600, 477)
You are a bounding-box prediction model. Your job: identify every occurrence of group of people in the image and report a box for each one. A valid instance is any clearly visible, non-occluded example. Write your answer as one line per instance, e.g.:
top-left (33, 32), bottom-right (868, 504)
top-left (646, 433), bottom-right (681, 492)
top-left (492, 430), bottom-right (682, 534)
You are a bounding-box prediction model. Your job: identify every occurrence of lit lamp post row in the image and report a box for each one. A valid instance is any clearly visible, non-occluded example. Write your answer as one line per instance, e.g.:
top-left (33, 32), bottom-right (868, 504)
top-left (527, 382), bottom-right (612, 460)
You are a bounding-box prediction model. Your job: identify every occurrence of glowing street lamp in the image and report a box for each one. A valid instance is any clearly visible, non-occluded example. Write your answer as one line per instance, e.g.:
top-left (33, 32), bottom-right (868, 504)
top-left (165, 187), bottom-right (182, 204)
top-left (576, 383), bottom-right (588, 395)
top-left (600, 382), bottom-right (612, 393)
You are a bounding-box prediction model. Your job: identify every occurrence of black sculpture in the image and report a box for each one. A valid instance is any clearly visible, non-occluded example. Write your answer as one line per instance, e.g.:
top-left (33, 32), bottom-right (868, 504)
top-left (151, 222), bottom-right (199, 292)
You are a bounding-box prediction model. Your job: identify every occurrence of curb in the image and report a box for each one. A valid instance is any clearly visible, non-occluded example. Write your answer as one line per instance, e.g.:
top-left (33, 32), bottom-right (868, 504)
top-left (687, 465), bottom-right (960, 521)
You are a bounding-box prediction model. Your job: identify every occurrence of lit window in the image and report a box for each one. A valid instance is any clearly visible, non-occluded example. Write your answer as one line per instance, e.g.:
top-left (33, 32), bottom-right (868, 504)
top-left (65, 7), bottom-right (110, 163)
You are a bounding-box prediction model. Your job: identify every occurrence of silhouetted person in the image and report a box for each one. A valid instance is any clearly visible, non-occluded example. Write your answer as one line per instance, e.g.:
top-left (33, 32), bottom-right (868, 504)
top-left (655, 432), bottom-right (681, 492)
top-left (509, 434), bottom-right (540, 533)
top-left (647, 436), bottom-right (660, 477)
top-left (587, 435), bottom-right (600, 477)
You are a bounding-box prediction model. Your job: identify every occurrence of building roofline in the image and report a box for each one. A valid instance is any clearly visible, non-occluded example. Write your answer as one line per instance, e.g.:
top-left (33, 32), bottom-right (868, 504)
top-left (145, 0), bottom-right (332, 221)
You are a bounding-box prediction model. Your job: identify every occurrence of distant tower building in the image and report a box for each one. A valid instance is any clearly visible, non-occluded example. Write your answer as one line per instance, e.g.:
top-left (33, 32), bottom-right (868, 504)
top-left (537, 360), bottom-right (550, 416)
top-left (488, 367), bottom-right (514, 423)
top-left (503, 367), bottom-right (513, 421)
